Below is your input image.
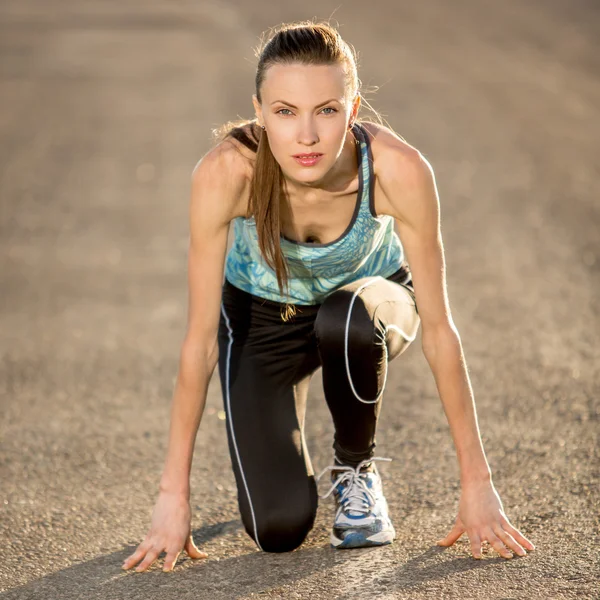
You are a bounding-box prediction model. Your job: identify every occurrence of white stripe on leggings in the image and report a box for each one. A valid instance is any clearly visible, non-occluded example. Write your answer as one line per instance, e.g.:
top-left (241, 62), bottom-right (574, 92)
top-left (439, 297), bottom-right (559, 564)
top-left (344, 277), bottom-right (418, 405)
top-left (220, 303), bottom-right (263, 551)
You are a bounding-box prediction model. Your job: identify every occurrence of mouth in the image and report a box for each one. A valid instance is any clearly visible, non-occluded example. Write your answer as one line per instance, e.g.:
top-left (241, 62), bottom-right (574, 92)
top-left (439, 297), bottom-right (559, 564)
top-left (292, 153), bottom-right (324, 167)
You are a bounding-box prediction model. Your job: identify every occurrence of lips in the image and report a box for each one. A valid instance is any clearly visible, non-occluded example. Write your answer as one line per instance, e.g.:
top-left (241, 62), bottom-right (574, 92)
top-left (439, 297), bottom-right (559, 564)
top-left (293, 154), bottom-right (324, 167)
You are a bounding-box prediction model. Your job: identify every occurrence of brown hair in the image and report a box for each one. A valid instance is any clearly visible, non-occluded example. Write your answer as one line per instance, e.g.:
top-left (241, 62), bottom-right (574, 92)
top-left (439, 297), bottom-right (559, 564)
top-left (212, 20), bottom-right (390, 313)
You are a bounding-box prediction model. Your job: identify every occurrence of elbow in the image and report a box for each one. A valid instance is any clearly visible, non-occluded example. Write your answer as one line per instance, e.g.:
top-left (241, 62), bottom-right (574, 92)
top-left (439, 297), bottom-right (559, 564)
top-left (421, 323), bottom-right (461, 362)
top-left (179, 333), bottom-right (219, 381)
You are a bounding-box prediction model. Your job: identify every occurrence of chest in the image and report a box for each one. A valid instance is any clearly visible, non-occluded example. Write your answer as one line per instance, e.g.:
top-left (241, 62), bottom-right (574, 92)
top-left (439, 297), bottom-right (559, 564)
top-left (279, 177), bottom-right (388, 245)
top-left (279, 187), bottom-right (356, 244)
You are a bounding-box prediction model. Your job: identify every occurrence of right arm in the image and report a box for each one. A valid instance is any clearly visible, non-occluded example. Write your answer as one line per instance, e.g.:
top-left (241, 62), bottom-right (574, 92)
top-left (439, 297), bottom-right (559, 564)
top-left (123, 142), bottom-right (249, 572)
top-left (159, 144), bottom-right (246, 498)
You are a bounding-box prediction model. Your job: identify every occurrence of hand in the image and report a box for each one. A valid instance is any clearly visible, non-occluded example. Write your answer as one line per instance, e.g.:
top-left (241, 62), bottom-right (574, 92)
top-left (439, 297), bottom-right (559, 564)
top-left (436, 479), bottom-right (535, 559)
top-left (122, 491), bottom-right (208, 572)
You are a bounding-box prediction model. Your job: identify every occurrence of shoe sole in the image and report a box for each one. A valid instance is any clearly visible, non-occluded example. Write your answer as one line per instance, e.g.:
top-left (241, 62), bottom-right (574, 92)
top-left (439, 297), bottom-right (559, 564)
top-left (331, 527), bottom-right (396, 549)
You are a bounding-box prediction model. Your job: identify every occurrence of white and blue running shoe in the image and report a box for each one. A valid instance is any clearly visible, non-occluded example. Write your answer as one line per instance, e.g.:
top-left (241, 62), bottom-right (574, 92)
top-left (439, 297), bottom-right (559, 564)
top-left (316, 457), bottom-right (396, 549)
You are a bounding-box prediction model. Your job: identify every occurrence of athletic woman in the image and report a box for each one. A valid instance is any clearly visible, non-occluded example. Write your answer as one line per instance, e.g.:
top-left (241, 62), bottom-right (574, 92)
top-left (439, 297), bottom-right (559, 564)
top-left (123, 21), bottom-right (535, 572)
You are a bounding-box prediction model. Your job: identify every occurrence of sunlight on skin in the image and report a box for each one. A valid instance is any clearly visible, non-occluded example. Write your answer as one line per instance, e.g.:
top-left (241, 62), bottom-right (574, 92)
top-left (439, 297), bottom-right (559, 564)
top-left (252, 63), bottom-right (361, 195)
top-left (121, 61), bottom-right (537, 569)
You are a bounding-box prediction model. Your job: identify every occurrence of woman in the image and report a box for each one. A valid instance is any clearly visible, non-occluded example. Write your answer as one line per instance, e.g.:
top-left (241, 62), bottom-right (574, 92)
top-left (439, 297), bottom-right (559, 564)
top-left (123, 21), bottom-right (535, 572)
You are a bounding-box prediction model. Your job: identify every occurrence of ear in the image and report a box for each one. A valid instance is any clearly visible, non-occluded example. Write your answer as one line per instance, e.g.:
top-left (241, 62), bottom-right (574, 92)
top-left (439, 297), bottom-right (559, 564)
top-left (351, 93), bottom-right (361, 121)
top-left (252, 94), bottom-right (263, 126)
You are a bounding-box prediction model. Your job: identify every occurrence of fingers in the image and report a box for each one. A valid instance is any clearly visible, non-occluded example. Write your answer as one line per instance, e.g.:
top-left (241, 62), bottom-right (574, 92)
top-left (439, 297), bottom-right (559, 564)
top-left (162, 548), bottom-right (182, 572)
top-left (499, 514), bottom-right (536, 551)
top-left (133, 545), bottom-right (163, 572)
top-left (436, 522), bottom-right (464, 546)
top-left (437, 512), bottom-right (535, 560)
top-left (484, 529), bottom-right (513, 559)
top-left (123, 534), bottom-right (208, 573)
top-left (469, 534), bottom-right (483, 559)
top-left (160, 535), bottom-right (209, 572)
top-left (493, 523), bottom-right (527, 557)
top-left (443, 528), bottom-right (515, 560)
top-left (122, 539), bottom-right (152, 570)
top-left (161, 534), bottom-right (209, 571)
top-left (482, 521), bottom-right (534, 560)
top-left (185, 534), bottom-right (209, 560)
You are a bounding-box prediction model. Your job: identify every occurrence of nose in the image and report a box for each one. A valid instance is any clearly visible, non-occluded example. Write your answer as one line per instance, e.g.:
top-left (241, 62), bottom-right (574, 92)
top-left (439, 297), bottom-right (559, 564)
top-left (297, 119), bottom-right (319, 146)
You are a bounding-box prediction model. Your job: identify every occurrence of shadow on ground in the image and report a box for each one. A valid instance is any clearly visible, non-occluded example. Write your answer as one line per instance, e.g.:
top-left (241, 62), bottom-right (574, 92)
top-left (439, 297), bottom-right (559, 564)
top-left (1, 522), bottom-right (507, 600)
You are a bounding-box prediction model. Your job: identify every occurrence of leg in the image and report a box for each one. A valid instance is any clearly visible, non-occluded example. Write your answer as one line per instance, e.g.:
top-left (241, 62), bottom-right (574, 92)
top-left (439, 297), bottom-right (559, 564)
top-left (313, 274), bottom-right (420, 467)
top-left (218, 283), bottom-right (321, 553)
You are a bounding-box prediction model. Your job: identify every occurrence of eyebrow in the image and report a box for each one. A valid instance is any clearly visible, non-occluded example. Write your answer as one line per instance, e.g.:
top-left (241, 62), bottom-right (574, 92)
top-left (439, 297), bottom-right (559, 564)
top-left (270, 98), bottom-right (341, 108)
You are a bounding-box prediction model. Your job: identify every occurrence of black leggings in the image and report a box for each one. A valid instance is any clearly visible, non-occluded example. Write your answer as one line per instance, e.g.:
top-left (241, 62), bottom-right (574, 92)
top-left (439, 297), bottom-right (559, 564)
top-left (217, 266), bottom-right (420, 553)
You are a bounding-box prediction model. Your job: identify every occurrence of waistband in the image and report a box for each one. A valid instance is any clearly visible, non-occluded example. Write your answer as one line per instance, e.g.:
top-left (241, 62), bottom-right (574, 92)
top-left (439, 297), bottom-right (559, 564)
top-left (222, 262), bottom-right (413, 314)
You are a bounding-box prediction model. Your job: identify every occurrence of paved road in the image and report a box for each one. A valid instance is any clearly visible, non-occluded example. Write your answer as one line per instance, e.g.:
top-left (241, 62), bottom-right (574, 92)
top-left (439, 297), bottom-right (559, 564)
top-left (1, 1), bottom-right (598, 598)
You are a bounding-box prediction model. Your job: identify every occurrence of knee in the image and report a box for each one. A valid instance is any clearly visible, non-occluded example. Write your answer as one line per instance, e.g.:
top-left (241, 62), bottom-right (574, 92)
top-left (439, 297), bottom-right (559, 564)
top-left (253, 507), bottom-right (315, 553)
top-left (314, 290), bottom-right (379, 352)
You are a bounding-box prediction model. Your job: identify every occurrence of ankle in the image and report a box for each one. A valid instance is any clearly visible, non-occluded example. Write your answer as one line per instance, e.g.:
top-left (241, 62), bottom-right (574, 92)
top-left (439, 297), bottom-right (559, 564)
top-left (333, 457), bottom-right (374, 473)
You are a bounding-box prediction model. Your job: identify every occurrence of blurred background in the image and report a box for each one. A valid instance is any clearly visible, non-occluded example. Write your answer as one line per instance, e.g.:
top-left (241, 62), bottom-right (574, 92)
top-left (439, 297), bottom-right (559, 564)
top-left (1, 1), bottom-right (598, 598)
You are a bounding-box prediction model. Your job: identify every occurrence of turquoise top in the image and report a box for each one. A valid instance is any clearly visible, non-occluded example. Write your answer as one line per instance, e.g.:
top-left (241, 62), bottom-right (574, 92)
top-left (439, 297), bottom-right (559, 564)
top-left (224, 122), bottom-right (405, 305)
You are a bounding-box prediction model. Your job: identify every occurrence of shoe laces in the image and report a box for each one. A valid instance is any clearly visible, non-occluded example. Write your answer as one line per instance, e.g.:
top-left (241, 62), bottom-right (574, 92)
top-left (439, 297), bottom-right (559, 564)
top-left (316, 457), bottom-right (392, 516)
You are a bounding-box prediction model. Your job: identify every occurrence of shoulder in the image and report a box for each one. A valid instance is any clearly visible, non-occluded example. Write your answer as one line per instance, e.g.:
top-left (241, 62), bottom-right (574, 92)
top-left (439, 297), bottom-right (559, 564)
top-left (359, 121), bottom-right (436, 221)
top-left (359, 120), bottom-right (425, 171)
top-left (214, 122), bottom-right (259, 168)
top-left (191, 132), bottom-right (254, 221)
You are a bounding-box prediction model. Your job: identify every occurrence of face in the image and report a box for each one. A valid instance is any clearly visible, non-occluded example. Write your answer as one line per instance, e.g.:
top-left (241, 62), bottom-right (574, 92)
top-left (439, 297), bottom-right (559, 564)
top-left (253, 63), bottom-right (360, 186)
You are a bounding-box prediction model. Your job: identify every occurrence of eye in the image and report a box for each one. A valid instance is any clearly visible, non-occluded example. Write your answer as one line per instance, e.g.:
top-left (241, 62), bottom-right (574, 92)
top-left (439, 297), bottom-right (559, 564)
top-left (275, 107), bottom-right (338, 116)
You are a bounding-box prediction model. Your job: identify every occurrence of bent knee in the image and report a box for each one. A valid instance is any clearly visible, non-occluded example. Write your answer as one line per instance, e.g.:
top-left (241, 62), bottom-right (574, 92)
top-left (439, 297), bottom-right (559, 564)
top-left (315, 290), bottom-right (375, 351)
top-left (253, 509), bottom-right (315, 553)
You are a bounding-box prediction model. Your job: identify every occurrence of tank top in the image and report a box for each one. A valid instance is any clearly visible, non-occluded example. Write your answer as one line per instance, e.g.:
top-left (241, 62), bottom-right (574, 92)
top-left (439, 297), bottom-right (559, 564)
top-left (224, 122), bottom-right (406, 305)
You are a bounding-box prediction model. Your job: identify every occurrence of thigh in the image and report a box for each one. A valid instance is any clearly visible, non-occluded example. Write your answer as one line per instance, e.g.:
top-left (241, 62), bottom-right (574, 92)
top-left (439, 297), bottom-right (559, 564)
top-left (337, 274), bottom-right (420, 361)
top-left (217, 291), bottom-right (320, 551)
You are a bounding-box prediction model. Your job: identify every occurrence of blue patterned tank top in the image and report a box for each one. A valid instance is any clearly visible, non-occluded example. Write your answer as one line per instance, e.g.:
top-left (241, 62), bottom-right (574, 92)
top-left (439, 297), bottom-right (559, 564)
top-left (224, 122), bottom-right (406, 305)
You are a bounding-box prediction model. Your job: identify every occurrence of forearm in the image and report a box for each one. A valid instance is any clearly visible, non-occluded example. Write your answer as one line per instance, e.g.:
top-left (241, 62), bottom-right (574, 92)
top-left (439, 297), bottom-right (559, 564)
top-left (422, 328), bottom-right (491, 485)
top-left (159, 341), bottom-right (218, 498)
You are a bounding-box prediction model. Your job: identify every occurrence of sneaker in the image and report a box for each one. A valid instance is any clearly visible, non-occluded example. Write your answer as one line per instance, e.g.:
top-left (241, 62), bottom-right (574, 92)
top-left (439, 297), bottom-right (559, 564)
top-left (316, 457), bottom-right (396, 549)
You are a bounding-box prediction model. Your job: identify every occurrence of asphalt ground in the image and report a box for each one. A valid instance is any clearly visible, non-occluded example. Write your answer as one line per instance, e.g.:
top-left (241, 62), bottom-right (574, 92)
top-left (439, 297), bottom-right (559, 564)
top-left (1, 1), bottom-right (598, 598)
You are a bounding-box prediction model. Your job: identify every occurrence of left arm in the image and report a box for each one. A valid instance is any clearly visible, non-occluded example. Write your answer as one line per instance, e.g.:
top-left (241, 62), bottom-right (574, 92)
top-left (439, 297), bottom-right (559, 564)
top-left (386, 151), bottom-right (490, 486)
top-left (378, 143), bottom-right (535, 559)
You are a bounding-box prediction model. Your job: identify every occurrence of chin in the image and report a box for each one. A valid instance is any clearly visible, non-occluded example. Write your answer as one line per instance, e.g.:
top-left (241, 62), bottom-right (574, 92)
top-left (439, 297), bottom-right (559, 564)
top-left (291, 168), bottom-right (328, 185)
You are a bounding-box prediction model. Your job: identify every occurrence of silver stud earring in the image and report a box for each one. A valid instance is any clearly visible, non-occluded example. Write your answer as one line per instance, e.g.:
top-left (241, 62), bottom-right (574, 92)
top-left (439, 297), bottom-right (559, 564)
top-left (261, 125), bottom-right (265, 130)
